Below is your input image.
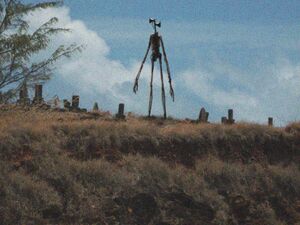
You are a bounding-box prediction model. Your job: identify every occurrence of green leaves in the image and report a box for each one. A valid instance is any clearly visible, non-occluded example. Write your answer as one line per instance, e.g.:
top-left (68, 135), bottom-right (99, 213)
top-left (0, 0), bottom-right (81, 102)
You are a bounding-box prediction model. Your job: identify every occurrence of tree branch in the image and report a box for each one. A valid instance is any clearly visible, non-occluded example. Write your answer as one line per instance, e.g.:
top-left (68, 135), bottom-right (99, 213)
top-left (0, 0), bottom-right (13, 34)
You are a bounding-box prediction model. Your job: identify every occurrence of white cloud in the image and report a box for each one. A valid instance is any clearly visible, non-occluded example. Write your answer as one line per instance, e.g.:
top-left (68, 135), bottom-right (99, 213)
top-left (26, 7), bottom-right (132, 92)
top-left (24, 6), bottom-right (300, 125)
top-left (25, 6), bottom-right (165, 112)
top-left (180, 67), bottom-right (259, 121)
top-left (180, 58), bottom-right (300, 125)
top-left (24, 6), bottom-right (175, 119)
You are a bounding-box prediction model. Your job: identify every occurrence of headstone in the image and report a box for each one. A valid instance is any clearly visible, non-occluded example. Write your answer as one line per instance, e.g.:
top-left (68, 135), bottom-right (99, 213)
top-left (93, 102), bottom-right (99, 111)
top-left (63, 99), bottom-right (71, 110)
top-left (268, 117), bottom-right (273, 126)
top-left (18, 82), bottom-right (30, 105)
top-left (72, 95), bottom-right (79, 109)
top-left (116, 103), bottom-right (125, 119)
top-left (227, 109), bottom-right (235, 124)
top-left (33, 84), bottom-right (44, 104)
top-left (19, 85), bottom-right (27, 99)
top-left (198, 107), bottom-right (208, 123)
top-left (53, 96), bottom-right (60, 108)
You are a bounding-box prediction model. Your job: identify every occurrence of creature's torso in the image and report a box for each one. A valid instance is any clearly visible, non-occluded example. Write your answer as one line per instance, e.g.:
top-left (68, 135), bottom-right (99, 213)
top-left (150, 33), bottom-right (161, 61)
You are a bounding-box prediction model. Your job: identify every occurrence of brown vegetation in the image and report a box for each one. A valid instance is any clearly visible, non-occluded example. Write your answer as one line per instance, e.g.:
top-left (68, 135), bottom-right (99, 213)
top-left (0, 106), bottom-right (299, 224)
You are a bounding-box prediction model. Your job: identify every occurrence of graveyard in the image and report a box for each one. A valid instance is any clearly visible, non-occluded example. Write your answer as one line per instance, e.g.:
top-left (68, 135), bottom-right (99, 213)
top-left (2, 82), bottom-right (276, 125)
top-left (0, 88), bottom-right (299, 224)
top-left (0, 1), bottom-right (300, 224)
top-left (0, 57), bottom-right (299, 225)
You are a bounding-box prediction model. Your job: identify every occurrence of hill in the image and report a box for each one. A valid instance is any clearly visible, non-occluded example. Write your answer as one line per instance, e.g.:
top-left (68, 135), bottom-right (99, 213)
top-left (0, 106), bottom-right (299, 225)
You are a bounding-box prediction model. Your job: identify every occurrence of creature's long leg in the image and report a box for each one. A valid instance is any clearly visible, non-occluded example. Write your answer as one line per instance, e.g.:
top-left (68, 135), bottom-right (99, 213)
top-left (160, 37), bottom-right (174, 101)
top-left (159, 55), bottom-right (167, 119)
top-left (148, 59), bottom-right (155, 117)
top-left (133, 37), bottom-right (151, 93)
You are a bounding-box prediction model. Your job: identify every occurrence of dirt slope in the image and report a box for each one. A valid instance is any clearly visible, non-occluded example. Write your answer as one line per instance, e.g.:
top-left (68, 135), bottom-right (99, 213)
top-left (0, 107), bottom-right (299, 224)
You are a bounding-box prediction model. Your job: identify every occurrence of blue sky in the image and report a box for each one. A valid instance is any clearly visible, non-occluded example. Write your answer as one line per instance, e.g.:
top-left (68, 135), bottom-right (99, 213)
top-left (25, 0), bottom-right (300, 125)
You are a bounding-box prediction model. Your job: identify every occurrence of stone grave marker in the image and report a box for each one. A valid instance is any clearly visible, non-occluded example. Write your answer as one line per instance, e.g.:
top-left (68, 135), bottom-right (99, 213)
top-left (93, 102), bottom-right (99, 111)
top-left (198, 107), bottom-right (208, 123)
top-left (63, 99), bottom-right (71, 110)
top-left (18, 82), bottom-right (30, 105)
top-left (33, 84), bottom-right (44, 104)
top-left (72, 95), bottom-right (80, 109)
top-left (227, 109), bottom-right (235, 124)
top-left (268, 117), bottom-right (273, 126)
top-left (116, 103), bottom-right (125, 119)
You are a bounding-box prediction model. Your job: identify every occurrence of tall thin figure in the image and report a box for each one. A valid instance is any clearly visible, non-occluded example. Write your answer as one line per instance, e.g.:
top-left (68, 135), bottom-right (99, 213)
top-left (133, 18), bottom-right (174, 119)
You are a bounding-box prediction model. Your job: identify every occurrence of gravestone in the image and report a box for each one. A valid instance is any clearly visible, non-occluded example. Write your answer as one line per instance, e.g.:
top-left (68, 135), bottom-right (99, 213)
top-left (63, 99), bottom-right (71, 110)
top-left (268, 117), bottom-right (273, 126)
top-left (198, 107), bottom-right (208, 123)
top-left (93, 102), bottom-right (99, 111)
top-left (227, 109), bottom-right (235, 124)
top-left (72, 95), bottom-right (79, 109)
top-left (53, 96), bottom-right (60, 108)
top-left (116, 103), bottom-right (125, 119)
top-left (33, 84), bottom-right (44, 104)
top-left (18, 82), bottom-right (30, 105)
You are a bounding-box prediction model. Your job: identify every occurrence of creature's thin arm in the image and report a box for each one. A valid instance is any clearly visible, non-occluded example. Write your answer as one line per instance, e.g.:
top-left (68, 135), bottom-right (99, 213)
top-left (133, 37), bottom-right (151, 93)
top-left (160, 36), bottom-right (174, 101)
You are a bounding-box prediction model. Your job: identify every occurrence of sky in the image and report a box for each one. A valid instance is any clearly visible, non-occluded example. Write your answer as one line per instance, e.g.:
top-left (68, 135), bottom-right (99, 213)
top-left (24, 0), bottom-right (300, 125)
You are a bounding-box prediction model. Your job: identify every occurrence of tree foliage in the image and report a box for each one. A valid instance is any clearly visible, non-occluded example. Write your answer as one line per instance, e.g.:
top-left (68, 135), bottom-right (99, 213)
top-left (0, 0), bottom-right (81, 102)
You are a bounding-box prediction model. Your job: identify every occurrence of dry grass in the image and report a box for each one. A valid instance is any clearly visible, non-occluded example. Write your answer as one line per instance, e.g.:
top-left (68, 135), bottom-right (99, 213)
top-left (1, 151), bottom-right (299, 224)
top-left (0, 106), bottom-right (299, 224)
top-left (0, 106), bottom-right (299, 165)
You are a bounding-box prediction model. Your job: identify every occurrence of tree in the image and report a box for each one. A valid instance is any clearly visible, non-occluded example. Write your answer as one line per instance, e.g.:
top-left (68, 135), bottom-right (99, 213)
top-left (0, 0), bottom-right (81, 102)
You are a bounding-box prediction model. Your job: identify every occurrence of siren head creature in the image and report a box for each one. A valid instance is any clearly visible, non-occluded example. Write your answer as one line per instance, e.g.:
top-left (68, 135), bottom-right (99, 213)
top-left (133, 18), bottom-right (174, 119)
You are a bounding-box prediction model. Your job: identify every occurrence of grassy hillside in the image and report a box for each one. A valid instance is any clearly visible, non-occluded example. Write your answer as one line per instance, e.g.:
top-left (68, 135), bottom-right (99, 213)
top-left (0, 106), bottom-right (299, 224)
